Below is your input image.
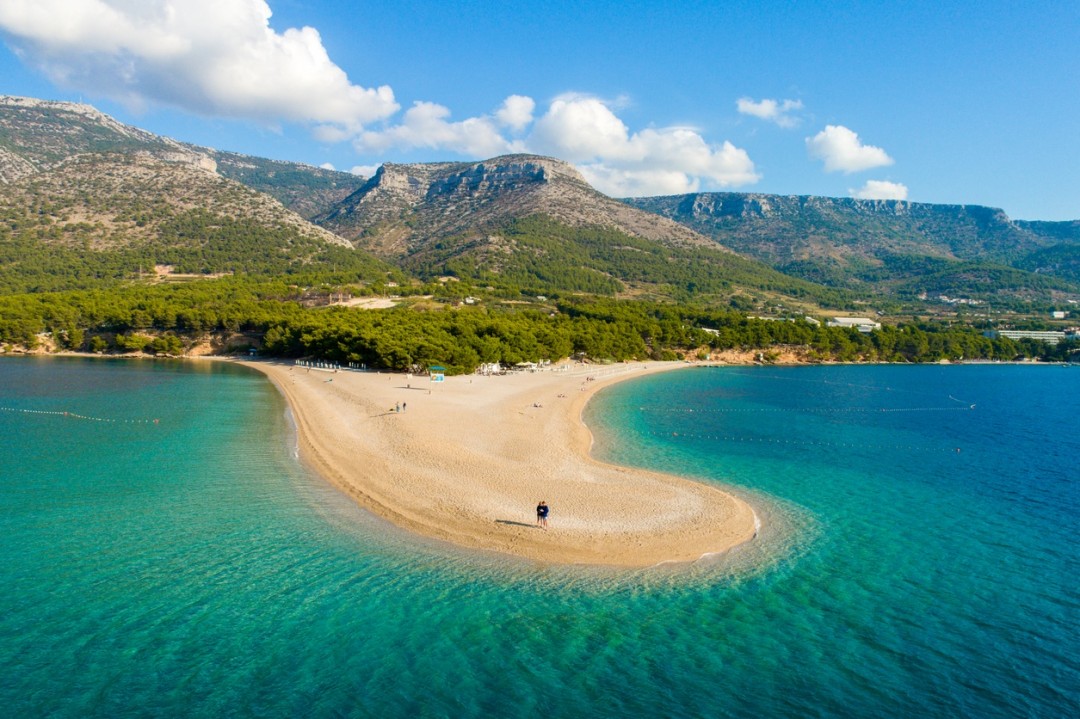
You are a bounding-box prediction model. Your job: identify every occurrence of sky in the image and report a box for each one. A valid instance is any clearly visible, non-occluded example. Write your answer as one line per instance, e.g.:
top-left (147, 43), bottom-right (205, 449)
top-left (0, 0), bottom-right (1077, 220)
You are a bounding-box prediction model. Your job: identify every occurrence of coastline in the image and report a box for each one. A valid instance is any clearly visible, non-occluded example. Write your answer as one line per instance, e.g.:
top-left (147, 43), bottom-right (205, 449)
top-left (241, 359), bottom-right (758, 567)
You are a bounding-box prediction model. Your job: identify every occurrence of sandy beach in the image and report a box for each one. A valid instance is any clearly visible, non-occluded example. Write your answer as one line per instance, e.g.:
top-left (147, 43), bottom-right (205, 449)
top-left (243, 360), bottom-right (758, 567)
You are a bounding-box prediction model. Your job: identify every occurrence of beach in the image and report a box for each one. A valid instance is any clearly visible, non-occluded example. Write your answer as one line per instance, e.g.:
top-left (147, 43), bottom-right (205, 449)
top-left (244, 360), bottom-right (758, 567)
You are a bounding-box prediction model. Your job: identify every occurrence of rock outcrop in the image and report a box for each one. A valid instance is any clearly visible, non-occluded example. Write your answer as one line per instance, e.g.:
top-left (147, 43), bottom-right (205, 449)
top-left (629, 191), bottom-right (1070, 266)
top-left (318, 154), bottom-right (716, 257)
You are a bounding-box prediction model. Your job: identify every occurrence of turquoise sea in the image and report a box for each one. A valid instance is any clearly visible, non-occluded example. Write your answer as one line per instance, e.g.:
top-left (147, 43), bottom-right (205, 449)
top-left (1, 357), bottom-right (1077, 718)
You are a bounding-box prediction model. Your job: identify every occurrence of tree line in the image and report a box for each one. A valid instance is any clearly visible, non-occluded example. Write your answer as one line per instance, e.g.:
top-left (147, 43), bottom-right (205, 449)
top-left (1, 278), bottom-right (1073, 372)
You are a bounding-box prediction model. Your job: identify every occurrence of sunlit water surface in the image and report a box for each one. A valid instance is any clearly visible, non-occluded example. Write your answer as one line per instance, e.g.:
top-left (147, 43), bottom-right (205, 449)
top-left (1, 358), bottom-right (1076, 718)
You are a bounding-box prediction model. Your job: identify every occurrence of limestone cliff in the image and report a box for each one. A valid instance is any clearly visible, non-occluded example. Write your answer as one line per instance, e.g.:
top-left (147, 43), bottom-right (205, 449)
top-left (626, 191), bottom-right (1080, 292)
top-left (318, 154), bottom-right (715, 257)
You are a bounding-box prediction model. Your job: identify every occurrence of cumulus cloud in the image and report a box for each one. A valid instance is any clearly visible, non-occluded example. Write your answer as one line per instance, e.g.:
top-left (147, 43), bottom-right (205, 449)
top-left (0, 0), bottom-right (399, 129)
top-left (350, 164), bottom-right (380, 178)
top-left (528, 95), bottom-right (759, 195)
top-left (806, 125), bottom-right (894, 173)
top-left (736, 97), bottom-right (803, 128)
top-left (495, 95), bottom-right (535, 131)
top-left (576, 166), bottom-right (702, 198)
top-left (850, 180), bottom-right (909, 200)
top-left (351, 93), bottom-right (758, 196)
top-left (529, 95), bottom-right (634, 161)
top-left (353, 101), bottom-right (519, 157)
top-left (0, 3), bottom-right (762, 197)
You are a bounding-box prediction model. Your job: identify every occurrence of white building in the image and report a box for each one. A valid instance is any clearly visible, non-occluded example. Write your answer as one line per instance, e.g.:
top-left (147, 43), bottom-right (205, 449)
top-left (827, 317), bottom-right (881, 333)
top-left (985, 330), bottom-right (1066, 345)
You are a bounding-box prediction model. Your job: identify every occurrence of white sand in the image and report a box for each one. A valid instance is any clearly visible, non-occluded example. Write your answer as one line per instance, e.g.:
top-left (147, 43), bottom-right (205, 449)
top-left (244, 360), bottom-right (757, 567)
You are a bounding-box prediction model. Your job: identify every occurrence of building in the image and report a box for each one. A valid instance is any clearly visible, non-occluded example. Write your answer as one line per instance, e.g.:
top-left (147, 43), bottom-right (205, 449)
top-left (476, 362), bottom-right (503, 375)
top-left (984, 330), bottom-right (1066, 345)
top-left (826, 317), bottom-right (881, 333)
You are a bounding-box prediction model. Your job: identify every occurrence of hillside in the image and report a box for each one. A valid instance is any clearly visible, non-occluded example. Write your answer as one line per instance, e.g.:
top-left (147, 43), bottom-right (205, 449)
top-left (626, 193), bottom-right (1080, 302)
top-left (313, 154), bottom-right (853, 306)
top-left (0, 96), bottom-right (178, 179)
top-left (318, 154), bottom-right (715, 255)
top-left (0, 97), bottom-right (835, 308)
top-left (0, 95), bottom-right (363, 219)
top-left (0, 97), bottom-right (1073, 366)
top-left (204, 149), bottom-right (367, 220)
top-left (3, 95), bottom-right (1076, 314)
top-left (0, 146), bottom-right (392, 293)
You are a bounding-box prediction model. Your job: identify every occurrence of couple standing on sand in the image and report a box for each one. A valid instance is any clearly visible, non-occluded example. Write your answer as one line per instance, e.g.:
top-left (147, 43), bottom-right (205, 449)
top-left (536, 501), bottom-right (549, 529)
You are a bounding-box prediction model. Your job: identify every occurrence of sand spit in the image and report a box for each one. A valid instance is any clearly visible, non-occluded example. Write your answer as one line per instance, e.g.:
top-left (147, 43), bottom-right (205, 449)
top-left (242, 360), bottom-right (757, 567)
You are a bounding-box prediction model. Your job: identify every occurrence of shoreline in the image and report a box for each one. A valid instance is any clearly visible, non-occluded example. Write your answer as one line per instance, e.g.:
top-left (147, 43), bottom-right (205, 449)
top-left (242, 359), bottom-right (759, 567)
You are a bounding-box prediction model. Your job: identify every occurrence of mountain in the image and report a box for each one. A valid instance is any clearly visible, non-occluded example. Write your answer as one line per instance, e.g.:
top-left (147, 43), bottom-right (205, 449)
top-left (0, 97), bottom-right (824, 306)
top-left (314, 155), bottom-right (849, 305)
top-left (0, 97), bottom-right (392, 292)
top-left (204, 150), bottom-right (366, 220)
top-left (318, 155), bottom-right (713, 255)
top-left (0, 96), bottom-right (364, 219)
top-left (4, 95), bottom-right (1075, 312)
top-left (626, 193), bottom-right (1080, 301)
top-left (0, 96), bottom-right (178, 178)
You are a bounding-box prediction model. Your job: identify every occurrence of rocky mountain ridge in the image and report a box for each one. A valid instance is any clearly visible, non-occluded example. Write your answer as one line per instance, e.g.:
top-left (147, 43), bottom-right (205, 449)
top-left (0, 95), bottom-right (362, 218)
top-left (0, 96), bottom-right (197, 178)
top-left (627, 192), bottom-right (1080, 293)
top-left (3, 151), bottom-right (350, 249)
top-left (2, 95), bottom-right (1076, 306)
top-left (0, 96), bottom-right (350, 252)
top-left (3, 97), bottom-right (796, 306)
top-left (318, 154), bottom-right (715, 258)
top-left (0, 98), bottom-right (398, 293)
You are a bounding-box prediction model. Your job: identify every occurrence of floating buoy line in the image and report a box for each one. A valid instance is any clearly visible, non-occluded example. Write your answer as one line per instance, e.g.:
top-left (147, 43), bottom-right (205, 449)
top-left (0, 406), bottom-right (159, 424)
top-left (639, 405), bottom-right (975, 415)
top-left (641, 373), bottom-right (976, 415)
top-left (648, 430), bottom-right (962, 454)
top-left (638, 377), bottom-right (975, 453)
top-left (711, 368), bottom-right (976, 405)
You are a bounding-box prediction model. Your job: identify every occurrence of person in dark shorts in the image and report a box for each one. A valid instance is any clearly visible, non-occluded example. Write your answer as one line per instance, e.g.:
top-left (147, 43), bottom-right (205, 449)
top-left (536, 501), bottom-right (549, 528)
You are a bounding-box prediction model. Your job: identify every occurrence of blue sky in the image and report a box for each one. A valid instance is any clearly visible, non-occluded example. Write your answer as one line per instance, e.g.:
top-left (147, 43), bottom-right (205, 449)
top-left (1, 0), bottom-right (1077, 219)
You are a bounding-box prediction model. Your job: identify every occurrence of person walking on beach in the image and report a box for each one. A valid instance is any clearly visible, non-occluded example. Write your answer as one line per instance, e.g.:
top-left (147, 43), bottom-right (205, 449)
top-left (536, 501), bottom-right (549, 529)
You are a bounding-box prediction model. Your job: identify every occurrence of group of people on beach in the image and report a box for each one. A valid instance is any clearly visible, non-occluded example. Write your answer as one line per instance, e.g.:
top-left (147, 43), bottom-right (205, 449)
top-left (536, 501), bottom-right (549, 528)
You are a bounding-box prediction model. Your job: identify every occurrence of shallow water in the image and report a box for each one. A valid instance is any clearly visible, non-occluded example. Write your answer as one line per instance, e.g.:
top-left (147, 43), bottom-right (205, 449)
top-left (1, 358), bottom-right (1076, 717)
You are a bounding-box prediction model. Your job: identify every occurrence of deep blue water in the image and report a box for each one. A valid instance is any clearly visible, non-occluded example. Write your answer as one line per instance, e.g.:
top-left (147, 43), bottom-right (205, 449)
top-left (1, 357), bottom-right (1077, 718)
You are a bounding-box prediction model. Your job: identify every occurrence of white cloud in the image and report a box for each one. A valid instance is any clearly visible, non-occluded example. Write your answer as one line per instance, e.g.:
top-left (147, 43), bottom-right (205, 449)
top-left (312, 125), bottom-right (354, 143)
top-left (736, 97), bottom-right (803, 128)
top-left (354, 94), bottom-right (759, 196)
top-left (0, 0), bottom-right (399, 130)
top-left (351, 94), bottom-right (760, 196)
top-left (529, 94), bottom-right (635, 161)
top-left (495, 95), bottom-right (535, 131)
top-left (353, 101), bottom-right (518, 157)
top-left (0, 1), bottom-right (762, 199)
top-left (527, 95), bottom-right (760, 195)
top-left (350, 164), bottom-right (380, 178)
top-left (850, 180), bottom-right (909, 200)
top-left (806, 124), bottom-right (894, 173)
top-left (320, 162), bottom-right (335, 171)
top-left (577, 165), bottom-right (701, 198)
